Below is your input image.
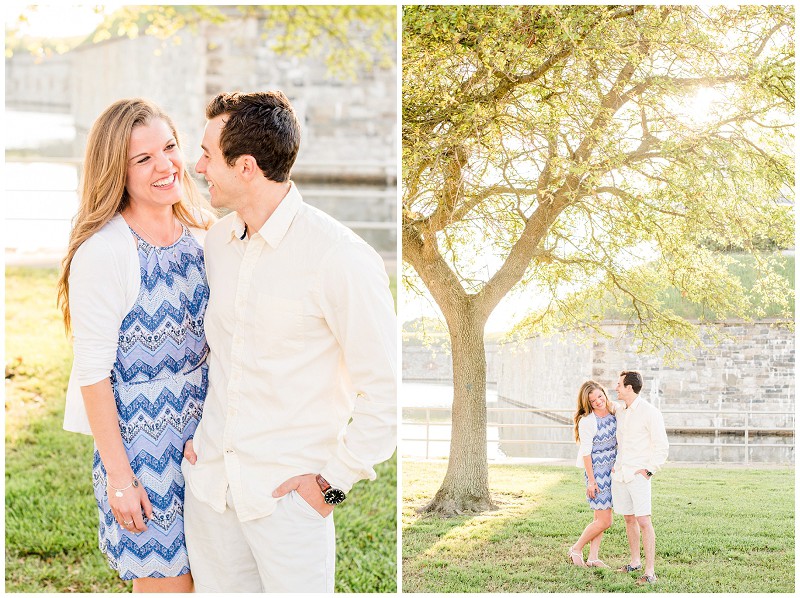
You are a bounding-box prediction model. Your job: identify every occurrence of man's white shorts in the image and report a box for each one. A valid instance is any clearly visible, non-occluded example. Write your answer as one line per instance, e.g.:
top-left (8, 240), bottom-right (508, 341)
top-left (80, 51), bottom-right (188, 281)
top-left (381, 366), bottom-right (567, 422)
top-left (611, 474), bottom-right (652, 517)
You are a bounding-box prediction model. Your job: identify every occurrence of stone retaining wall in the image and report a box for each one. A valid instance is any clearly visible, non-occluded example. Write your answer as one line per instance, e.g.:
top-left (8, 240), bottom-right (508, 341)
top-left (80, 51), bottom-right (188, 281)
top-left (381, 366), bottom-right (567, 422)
top-left (402, 321), bottom-right (795, 463)
top-left (402, 336), bottom-right (500, 385)
top-left (496, 321), bottom-right (794, 414)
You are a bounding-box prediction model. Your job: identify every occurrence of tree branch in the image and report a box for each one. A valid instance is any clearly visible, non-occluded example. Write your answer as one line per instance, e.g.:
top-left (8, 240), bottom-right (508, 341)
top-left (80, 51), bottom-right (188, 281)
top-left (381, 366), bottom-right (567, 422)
top-left (573, 38), bottom-right (650, 164)
top-left (476, 187), bottom-right (573, 320)
top-left (427, 144), bottom-right (469, 231)
top-left (594, 186), bottom-right (686, 218)
top-left (402, 224), bottom-right (468, 317)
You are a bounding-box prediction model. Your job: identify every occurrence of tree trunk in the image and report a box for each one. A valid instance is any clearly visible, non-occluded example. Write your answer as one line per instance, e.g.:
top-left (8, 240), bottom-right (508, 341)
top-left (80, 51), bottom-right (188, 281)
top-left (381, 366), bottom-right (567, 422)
top-left (420, 302), bottom-right (496, 515)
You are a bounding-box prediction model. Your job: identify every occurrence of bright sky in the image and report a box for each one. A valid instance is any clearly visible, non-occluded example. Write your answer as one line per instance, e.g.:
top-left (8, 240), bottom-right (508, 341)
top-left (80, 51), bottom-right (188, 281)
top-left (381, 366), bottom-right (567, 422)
top-left (402, 283), bottom-right (532, 334)
top-left (5, 3), bottom-right (125, 38)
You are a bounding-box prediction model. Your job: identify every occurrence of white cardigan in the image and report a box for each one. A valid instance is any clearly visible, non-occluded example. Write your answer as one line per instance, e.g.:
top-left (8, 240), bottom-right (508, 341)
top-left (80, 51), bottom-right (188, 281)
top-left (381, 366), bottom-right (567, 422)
top-left (63, 213), bottom-right (207, 435)
top-left (575, 412), bottom-right (599, 467)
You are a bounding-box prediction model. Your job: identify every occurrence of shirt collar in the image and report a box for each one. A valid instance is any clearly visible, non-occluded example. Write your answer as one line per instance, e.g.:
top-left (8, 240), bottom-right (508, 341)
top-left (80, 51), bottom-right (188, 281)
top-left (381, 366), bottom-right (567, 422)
top-left (227, 213), bottom-right (248, 243)
top-left (628, 396), bottom-right (642, 411)
top-left (225, 182), bottom-right (303, 247)
top-left (257, 182), bottom-right (302, 249)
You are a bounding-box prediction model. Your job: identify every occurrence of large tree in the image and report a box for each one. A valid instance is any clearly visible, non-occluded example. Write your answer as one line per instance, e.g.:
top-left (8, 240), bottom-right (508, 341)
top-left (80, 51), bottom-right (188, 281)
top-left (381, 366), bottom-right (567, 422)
top-left (402, 5), bottom-right (794, 515)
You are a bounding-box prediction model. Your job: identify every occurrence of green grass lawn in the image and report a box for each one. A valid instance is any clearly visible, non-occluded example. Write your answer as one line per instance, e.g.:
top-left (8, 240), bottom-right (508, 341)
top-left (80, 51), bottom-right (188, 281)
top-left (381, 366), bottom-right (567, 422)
top-left (403, 461), bottom-right (794, 593)
top-left (5, 266), bottom-right (397, 592)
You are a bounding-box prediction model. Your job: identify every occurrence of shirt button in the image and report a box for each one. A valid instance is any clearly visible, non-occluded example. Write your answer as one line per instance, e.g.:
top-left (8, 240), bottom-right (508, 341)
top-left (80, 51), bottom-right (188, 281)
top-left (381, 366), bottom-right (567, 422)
top-left (225, 449), bottom-right (235, 454)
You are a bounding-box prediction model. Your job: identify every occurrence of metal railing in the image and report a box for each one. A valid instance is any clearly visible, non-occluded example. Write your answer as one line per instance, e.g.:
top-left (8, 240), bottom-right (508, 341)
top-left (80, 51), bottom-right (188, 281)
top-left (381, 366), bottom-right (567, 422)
top-left (402, 406), bottom-right (795, 464)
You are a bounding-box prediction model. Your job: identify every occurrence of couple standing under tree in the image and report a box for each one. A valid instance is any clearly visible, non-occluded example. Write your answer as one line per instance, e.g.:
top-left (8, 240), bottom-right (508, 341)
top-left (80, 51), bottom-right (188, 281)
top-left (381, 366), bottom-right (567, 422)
top-left (569, 371), bottom-right (670, 586)
top-left (57, 91), bottom-right (396, 592)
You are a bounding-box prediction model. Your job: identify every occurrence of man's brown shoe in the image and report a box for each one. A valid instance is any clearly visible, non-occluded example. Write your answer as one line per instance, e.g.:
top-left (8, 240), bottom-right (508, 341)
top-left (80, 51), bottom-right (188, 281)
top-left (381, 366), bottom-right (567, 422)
top-left (616, 564), bottom-right (641, 573)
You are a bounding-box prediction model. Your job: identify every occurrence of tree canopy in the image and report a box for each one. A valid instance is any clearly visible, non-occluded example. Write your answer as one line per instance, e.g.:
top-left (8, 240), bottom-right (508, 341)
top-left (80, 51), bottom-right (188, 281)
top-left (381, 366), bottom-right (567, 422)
top-left (403, 4), bottom-right (794, 352)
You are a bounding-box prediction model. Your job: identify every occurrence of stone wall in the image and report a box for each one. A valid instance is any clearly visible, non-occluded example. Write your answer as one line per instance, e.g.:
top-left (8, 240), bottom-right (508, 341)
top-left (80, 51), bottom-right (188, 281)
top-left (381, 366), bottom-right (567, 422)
top-left (69, 34), bottom-right (208, 155)
top-left (402, 338), bottom-right (453, 384)
top-left (496, 321), bottom-right (795, 413)
top-left (5, 51), bottom-right (71, 112)
top-left (402, 335), bottom-right (500, 385)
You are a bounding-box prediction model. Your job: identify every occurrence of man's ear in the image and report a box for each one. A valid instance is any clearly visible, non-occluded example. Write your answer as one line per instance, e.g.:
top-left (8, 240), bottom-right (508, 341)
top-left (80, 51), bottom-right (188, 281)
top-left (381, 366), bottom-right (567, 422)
top-left (236, 155), bottom-right (260, 181)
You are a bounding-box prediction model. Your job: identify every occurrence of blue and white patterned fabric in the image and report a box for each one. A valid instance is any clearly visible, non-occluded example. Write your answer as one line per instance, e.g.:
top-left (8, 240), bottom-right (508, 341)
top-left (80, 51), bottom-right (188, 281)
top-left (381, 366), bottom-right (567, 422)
top-left (585, 413), bottom-right (617, 510)
top-left (92, 225), bottom-right (209, 580)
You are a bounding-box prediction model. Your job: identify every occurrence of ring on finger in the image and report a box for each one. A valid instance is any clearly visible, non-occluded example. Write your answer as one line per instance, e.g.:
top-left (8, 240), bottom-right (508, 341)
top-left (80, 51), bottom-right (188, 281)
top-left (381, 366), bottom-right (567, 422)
top-left (123, 520), bottom-right (133, 526)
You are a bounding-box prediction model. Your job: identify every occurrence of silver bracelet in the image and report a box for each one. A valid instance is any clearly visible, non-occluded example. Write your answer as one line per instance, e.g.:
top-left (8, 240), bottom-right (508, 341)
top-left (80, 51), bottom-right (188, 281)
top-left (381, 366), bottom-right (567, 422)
top-left (107, 475), bottom-right (139, 498)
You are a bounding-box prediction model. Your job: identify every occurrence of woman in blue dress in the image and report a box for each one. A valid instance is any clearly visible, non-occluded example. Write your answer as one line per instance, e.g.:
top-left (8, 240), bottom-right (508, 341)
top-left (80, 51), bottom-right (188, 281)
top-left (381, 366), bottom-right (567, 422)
top-left (58, 99), bottom-right (213, 592)
top-left (568, 380), bottom-right (617, 567)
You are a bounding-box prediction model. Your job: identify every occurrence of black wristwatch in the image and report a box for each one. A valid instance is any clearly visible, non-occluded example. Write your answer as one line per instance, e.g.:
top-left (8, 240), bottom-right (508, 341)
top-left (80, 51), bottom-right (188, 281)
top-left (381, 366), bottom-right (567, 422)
top-left (645, 470), bottom-right (653, 478)
top-left (316, 474), bottom-right (346, 505)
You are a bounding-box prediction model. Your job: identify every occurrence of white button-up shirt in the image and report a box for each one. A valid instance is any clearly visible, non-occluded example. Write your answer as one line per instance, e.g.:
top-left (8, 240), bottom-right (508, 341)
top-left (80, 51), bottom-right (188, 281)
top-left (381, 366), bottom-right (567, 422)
top-left (182, 184), bottom-right (396, 522)
top-left (611, 397), bottom-right (669, 483)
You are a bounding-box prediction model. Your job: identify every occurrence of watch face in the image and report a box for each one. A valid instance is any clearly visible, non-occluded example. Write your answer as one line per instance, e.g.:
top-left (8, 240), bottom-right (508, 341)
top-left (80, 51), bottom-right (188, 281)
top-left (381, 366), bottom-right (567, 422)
top-left (324, 488), bottom-right (346, 505)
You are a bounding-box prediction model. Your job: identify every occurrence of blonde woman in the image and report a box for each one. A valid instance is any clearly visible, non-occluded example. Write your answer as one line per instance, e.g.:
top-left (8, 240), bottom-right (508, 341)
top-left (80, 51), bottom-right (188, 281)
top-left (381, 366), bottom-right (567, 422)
top-left (568, 380), bottom-right (617, 568)
top-left (57, 99), bottom-right (213, 592)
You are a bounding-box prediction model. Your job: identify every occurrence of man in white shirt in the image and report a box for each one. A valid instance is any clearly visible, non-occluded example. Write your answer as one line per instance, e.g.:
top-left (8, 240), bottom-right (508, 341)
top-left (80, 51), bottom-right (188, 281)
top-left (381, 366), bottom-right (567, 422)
top-left (181, 91), bottom-right (396, 592)
top-left (611, 370), bottom-right (669, 585)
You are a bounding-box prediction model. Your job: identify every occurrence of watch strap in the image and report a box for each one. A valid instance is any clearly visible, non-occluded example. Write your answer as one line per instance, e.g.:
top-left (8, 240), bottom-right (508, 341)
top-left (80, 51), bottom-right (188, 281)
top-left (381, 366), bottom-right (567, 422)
top-left (315, 474), bottom-right (332, 493)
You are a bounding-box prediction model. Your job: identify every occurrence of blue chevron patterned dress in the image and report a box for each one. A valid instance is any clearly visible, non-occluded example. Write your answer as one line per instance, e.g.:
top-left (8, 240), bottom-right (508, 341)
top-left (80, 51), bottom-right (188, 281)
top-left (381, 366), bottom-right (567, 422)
top-left (92, 225), bottom-right (209, 580)
top-left (585, 413), bottom-right (617, 510)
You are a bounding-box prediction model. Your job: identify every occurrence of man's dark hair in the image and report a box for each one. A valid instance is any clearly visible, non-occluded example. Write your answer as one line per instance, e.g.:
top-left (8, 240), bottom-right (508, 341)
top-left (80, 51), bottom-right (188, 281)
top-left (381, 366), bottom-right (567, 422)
top-left (620, 370), bottom-right (643, 395)
top-left (206, 91), bottom-right (300, 183)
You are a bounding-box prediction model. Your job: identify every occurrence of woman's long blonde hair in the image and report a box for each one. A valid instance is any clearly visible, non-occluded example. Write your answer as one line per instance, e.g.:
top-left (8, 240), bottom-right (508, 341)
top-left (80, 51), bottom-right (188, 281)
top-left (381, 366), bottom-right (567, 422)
top-left (573, 380), bottom-right (614, 442)
top-left (56, 98), bottom-right (213, 334)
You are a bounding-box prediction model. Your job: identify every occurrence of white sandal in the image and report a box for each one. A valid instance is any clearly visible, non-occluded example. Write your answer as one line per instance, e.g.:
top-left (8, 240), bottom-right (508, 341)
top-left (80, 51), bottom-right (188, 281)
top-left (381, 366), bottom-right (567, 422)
top-left (568, 548), bottom-right (586, 566)
top-left (587, 559), bottom-right (610, 568)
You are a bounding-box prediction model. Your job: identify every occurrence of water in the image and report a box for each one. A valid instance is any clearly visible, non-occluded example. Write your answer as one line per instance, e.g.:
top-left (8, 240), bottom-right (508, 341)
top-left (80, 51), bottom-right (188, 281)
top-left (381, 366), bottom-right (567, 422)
top-left (5, 110), bottom-right (81, 254)
top-left (5, 110), bottom-right (77, 150)
top-left (401, 380), bottom-right (504, 459)
top-left (401, 381), bottom-right (571, 461)
top-left (401, 381), bottom-right (795, 464)
top-left (4, 109), bottom-right (397, 257)
top-left (5, 162), bottom-right (80, 253)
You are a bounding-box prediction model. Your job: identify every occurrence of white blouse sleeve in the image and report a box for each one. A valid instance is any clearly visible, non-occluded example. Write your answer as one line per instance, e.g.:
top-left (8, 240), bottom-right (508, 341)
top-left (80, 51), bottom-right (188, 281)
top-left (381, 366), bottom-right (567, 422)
top-left (69, 232), bottom-right (134, 385)
top-left (575, 415), bottom-right (596, 467)
top-left (63, 220), bottom-right (140, 434)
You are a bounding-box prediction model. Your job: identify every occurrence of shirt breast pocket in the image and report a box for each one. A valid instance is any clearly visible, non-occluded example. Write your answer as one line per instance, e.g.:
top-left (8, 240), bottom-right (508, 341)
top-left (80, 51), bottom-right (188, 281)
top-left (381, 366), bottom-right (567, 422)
top-left (254, 292), bottom-right (305, 358)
